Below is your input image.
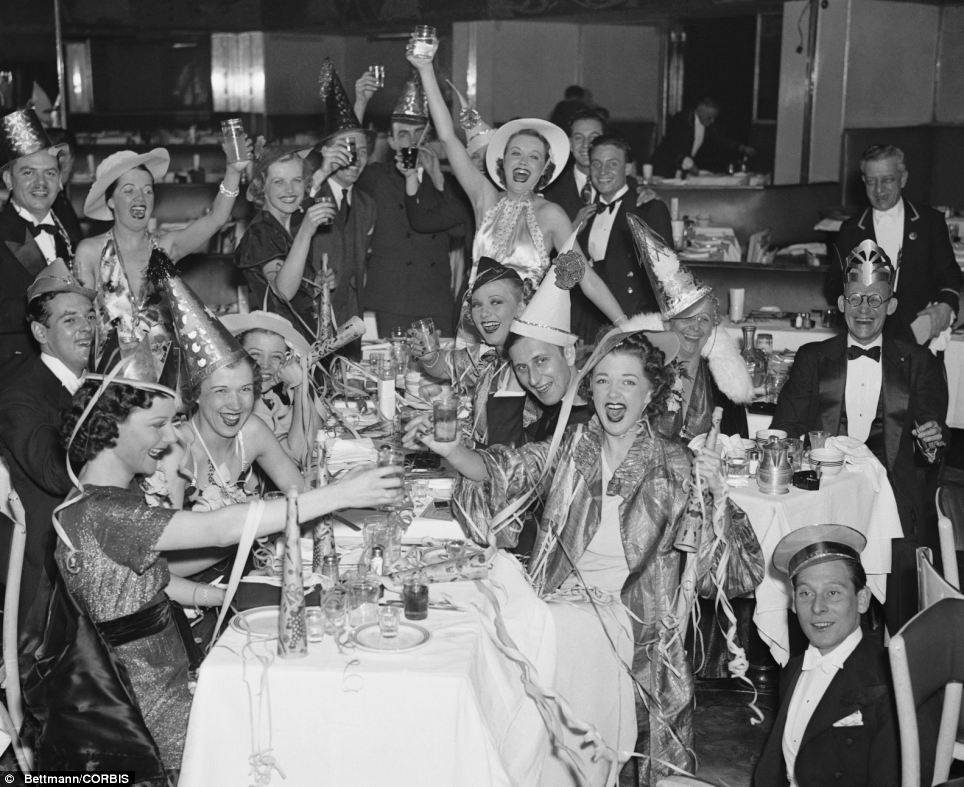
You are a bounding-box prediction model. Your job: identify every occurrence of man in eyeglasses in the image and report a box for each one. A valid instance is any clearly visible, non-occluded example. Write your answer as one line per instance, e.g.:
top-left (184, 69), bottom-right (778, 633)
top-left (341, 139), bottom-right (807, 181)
top-left (826, 144), bottom-right (960, 345)
top-left (774, 240), bottom-right (947, 631)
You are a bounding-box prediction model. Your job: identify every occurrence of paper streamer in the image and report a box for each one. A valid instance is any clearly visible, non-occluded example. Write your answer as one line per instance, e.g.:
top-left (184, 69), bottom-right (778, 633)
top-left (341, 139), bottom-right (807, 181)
top-left (278, 487), bottom-right (308, 658)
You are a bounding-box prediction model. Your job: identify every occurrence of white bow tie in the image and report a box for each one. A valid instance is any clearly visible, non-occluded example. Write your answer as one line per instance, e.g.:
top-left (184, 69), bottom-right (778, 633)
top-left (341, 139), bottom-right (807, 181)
top-left (802, 649), bottom-right (839, 675)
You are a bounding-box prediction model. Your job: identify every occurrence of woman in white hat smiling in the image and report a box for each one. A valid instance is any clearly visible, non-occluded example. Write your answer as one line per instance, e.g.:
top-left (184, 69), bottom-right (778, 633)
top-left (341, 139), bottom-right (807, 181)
top-left (406, 41), bottom-right (628, 338)
top-left (74, 139), bottom-right (250, 353)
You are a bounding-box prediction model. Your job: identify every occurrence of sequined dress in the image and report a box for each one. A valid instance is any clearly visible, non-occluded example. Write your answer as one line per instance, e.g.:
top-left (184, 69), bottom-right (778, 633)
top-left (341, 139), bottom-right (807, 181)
top-left (54, 485), bottom-right (191, 768)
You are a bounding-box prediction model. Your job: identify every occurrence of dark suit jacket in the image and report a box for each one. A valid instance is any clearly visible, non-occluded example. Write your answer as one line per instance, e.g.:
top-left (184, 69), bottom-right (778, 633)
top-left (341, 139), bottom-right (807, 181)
top-left (307, 183), bottom-right (376, 327)
top-left (650, 110), bottom-right (743, 177)
top-left (770, 333), bottom-right (947, 542)
top-left (0, 199), bottom-right (82, 363)
top-left (572, 195), bottom-right (673, 343)
top-left (0, 353), bottom-right (74, 630)
top-left (827, 199), bottom-right (961, 340)
top-left (357, 163), bottom-right (467, 331)
top-left (754, 634), bottom-right (899, 787)
top-left (540, 162), bottom-right (586, 222)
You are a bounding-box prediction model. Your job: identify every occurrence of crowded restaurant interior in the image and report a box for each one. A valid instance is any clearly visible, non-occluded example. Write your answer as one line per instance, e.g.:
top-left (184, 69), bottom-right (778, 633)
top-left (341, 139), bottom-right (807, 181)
top-left (2, 0), bottom-right (964, 784)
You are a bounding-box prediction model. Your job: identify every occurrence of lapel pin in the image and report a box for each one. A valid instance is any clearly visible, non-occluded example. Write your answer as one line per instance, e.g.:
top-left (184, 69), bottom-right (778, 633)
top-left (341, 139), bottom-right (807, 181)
top-left (909, 232), bottom-right (917, 241)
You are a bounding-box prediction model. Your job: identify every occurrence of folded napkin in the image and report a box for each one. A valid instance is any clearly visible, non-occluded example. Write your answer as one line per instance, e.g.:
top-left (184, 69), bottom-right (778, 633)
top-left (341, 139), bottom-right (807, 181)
top-left (326, 436), bottom-right (378, 474)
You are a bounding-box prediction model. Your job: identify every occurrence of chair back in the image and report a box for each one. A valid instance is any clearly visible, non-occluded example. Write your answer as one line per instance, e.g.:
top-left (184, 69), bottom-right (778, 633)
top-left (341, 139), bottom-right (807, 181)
top-left (936, 486), bottom-right (964, 589)
top-left (890, 598), bottom-right (964, 786)
top-left (918, 547), bottom-right (964, 610)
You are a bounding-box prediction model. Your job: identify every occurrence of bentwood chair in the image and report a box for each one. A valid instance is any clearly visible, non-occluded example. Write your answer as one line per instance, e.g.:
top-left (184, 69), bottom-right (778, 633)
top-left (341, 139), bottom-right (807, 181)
top-left (890, 598), bottom-right (964, 786)
top-left (0, 457), bottom-right (33, 772)
top-left (936, 486), bottom-right (964, 590)
top-left (918, 547), bottom-right (964, 610)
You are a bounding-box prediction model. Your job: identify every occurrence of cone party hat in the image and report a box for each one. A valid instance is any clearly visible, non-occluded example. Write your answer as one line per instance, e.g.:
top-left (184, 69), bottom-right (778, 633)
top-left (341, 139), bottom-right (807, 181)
top-left (318, 58), bottom-right (374, 145)
top-left (147, 248), bottom-right (246, 391)
top-left (447, 80), bottom-right (493, 156)
top-left (392, 70), bottom-right (429, 123)
top-left (0, 108), bottom-right (55, 165)
top-left (628, 213), bottom-right (711, 319)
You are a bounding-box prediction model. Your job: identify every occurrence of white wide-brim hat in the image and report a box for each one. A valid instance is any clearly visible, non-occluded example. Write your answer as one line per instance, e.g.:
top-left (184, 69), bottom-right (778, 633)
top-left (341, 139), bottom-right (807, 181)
top-left (221, 311), bottom-right (311, 358)
top-left (83, 148), bottom-right (171, 221)
top-left (485, 118), bottom-right (569, 187)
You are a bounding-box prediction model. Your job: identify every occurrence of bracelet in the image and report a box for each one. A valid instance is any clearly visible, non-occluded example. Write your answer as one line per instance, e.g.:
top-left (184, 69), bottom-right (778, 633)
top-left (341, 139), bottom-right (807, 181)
top-left (219, 182), bottom-right (240, 198)
top-left (193, 583), bottom-right (216, 610)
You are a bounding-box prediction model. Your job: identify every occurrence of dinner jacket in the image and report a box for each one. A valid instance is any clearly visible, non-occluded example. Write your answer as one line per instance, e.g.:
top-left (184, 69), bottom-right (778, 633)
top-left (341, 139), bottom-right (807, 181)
top-left (649, 110), bottom-right (743, 177)
top-left (770, 332), bottom-right (947, 544)
top-left (307, 181), bottom-right (376, 326)
top-left (827, 199), bottom-right (961, 340)
top-left (540, 162), bottom-right (586, 222)
top-left (572, 196), bottom-right (674, 343)
top-left (0, 353), bottom-right (74, 631)
top-left (0, 199), bottom-right (80, 363)
top-left (356, 163), bottom-right (467, 331)
top-left (754, 633), bottom-right (899, 787)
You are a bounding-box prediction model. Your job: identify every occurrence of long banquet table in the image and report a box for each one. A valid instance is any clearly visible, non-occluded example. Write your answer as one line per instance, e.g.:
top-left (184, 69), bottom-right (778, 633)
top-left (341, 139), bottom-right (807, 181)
top-left (179, 549), bottom-right (636, 787)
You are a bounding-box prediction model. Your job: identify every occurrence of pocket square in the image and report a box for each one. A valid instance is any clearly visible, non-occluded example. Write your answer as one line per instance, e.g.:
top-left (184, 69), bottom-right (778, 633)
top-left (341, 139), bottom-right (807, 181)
top-left (833, 710), bottom-right (863, 727)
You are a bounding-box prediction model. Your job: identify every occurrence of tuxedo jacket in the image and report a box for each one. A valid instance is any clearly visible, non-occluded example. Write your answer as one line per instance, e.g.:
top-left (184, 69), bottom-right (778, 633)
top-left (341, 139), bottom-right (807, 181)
top-left (827, 199), bottom-right (961, 339)
top-left (0, 199), bottom-right (81, 363)
top-left (754, 635), bottom-right (899, 787)
top-left (0, 353), bottom-right (74, 630)
top-left (307, 182), bottom-right (376, 326)
top-left (572, 196), bottom-right (673, 343)
top-left (771, 333), bottom-right (947, 541)
top-left (356, 162), bottom-right (467, 323)
top-left (540, 162), bottom-right (585, 222)
top-left (650, 110), bottom-right (742, 177)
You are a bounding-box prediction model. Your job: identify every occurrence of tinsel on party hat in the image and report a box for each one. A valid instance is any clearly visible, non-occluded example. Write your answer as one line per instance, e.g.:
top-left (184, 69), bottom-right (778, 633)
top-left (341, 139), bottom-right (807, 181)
top-left (318, 58), bottom-right (374, 146)
top-left (628, 213), bottom-right (711, 319)
top-left (147, 247), bottom-right (246, 391)
top-left (392, 70), bottom-right (429, 123)
top-left (447, 80), bottom-right (493, 156)
top-left (0, 108), bottom-right (56, 166)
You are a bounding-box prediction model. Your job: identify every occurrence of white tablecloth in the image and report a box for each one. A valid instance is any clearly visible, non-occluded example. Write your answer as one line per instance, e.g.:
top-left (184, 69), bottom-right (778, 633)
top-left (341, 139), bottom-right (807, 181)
top-left (180, 552), bottom-right (634, 787)
top-left (729, 461), bottom-right (903, 666)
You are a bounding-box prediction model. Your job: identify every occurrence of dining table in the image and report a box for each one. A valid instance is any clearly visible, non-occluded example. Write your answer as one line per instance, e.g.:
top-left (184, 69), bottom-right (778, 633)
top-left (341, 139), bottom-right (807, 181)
top-left (179, 518), bottom-right (636, 787)
top-left (727, 455), bottom-right (903, 666)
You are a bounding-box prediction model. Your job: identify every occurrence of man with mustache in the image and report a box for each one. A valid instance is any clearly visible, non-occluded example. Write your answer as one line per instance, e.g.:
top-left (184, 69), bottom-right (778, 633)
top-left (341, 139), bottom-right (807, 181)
top-left (0, 109), bottom-right (83, 363)
top-left (0, 260), bottom-right (95, 634)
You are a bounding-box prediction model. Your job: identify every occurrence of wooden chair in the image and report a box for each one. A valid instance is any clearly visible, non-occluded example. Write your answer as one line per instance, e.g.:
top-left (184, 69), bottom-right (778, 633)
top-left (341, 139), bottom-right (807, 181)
top-left (890, 598), bottom-right (964, 786)
top-left (0, 456), bottom-right (33, 772)
top-left (936, 486), bottom-right (964, 589)
top-left (918, 547), bottom-right (964, 610)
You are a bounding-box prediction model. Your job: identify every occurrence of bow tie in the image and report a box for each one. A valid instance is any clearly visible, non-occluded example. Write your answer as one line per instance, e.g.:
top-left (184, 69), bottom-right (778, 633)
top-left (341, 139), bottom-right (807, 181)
top-left (846, 345), bottom-right (881, 362)
top-left (802, 650), bottom-right (839, 675)
top-left (596, 199), bottom-right (620, 215)
top-left (28, 222), bottom-right (59, 238)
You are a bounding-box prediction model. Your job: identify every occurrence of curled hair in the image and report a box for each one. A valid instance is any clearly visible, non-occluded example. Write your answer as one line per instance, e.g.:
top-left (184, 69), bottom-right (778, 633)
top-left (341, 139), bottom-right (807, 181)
top-left (104, 164), bottom-right (154, 205)
top-left (580, 328), bottom-right (676, 421)
top-left (181, 356), bottom-right (262, 413)
top-left (62, 381), bottom-right (169, 468)
top-left (246, 152), bottom-right (312, 209)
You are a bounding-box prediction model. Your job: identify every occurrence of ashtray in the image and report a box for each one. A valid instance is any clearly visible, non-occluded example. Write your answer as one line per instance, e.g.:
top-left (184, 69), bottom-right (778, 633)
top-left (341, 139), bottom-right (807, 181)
top-left (792, 470), bottom-right (820, 491)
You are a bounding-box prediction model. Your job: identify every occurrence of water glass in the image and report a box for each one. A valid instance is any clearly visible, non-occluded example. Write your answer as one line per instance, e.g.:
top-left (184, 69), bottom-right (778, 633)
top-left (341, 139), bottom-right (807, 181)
top-left (305, 608), bottom-right (325, 642)
top-left (402, 576), bottom-right (429, 621)
top-left (369, 65), bottom-right (385, 88)
top-left (433, 398), bottom-right (458, 442)
top-left (400, 147), bottom-right (419, 169)
top-left (786, 437), bottom-right (804, 471)
top-left (347, 573), bottom-right (380, 628)
top-left (363, 515), bottom-right (402, 566)
top-left (322, 589), bottom-right (347, 635)
top-left (723, 454), bottom-right (751, 487)
top-left (411, 318), bottom-right (440, 355)
top-left (411, 25), bottom-right (438, 57)
top-left (808, 430), bottom-right (829, 450)
top-left (378, 605), bottom-right (400, 639)
top-left (221, 118), bottom-right (250, 163)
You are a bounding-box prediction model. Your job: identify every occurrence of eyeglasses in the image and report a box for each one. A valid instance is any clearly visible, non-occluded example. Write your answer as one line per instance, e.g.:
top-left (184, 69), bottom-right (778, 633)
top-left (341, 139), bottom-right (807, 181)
top-left (861, 175), bottom-right (900, 189)
top-left (844, 293), bottom-right (890, 309)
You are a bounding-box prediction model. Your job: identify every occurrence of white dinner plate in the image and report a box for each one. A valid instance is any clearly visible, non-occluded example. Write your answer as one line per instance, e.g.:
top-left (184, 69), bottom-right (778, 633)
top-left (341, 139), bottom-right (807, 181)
top-left (351, 622), bottom-right (430, 653)
top-left (230, 606), bottom-right (280, 639)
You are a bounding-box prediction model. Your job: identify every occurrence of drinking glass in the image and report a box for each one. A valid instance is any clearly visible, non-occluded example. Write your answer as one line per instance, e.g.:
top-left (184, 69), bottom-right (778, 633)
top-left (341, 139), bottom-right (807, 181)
top-left (402, 576), bottom-right (429, 621)
top-left (378, 605), bottom-right (400, 639)
top-left (400, 147), bottom-right (419, 169)
top-left (305, 608), bottom-right (325, 642)
top-left (723, 454), bottom-right (751, 487)
top-left (347, 573), bottom-right (380, 628)
top-left (433, 398), bottom-right (458, 442)
top-left (322, 589), bottom-right (347, 635)
top-left (785, 437), bottom-right (804, 471)
top-left (808, 430), bottom-right (829, 450)
top-left (411, 318), bottom-right (440, 356)
top-left (369, 65), bottom-right (385, 88)
top-left (221, 118), bottom-right (250, 164)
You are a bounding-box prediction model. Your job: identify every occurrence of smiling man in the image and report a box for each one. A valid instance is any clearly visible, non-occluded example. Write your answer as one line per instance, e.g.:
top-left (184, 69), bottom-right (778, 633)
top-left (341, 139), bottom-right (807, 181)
top-left (541, 108), bottom-right (606, 221)
top-left (773, 240), bottom-right (947, 631)
top-left (0, 109), bottom-right (83, 363)
top-left (827, 144), bottom-right (961, 345)
top-left (0, 259), bottom-right (95, 632)
top-left (754, 524), bottom-right (898, 787)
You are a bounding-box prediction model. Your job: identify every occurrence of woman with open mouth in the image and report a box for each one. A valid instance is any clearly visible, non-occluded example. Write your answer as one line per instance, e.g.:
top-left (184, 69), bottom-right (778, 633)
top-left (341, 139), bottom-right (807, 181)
top-left (75, 140), bottom-right (250, 357)
top-left (406, 39), bottom-right (628, 340)
top-left (405, 320), bottom-right (725, 784)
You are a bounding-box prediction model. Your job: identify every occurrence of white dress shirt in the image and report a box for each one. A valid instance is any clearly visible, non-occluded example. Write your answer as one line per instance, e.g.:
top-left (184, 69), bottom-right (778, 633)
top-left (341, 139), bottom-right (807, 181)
top-left (872, 201), bottom-right (904, 280)
top-left (13, 203), bottom-right (58, 264)
top-left (844, 334), bottom-right (883, 442)
top-left (782, 626), bottom-right (863, 786)
top-left (691, 114), bottom-right (707, 157)
top-left (40, 352), bottom-right (85, 395)
top-left (588, 185), bottom-right (629, 262)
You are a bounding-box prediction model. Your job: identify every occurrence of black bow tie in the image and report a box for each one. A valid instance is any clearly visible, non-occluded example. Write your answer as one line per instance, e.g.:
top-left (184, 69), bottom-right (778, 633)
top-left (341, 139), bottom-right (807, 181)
top-left (28, 222), bottom-right (58, 238)
top-left (846, 344), bottom-right (881, 362)
top-left (596, 199), bottom-right (620, 215)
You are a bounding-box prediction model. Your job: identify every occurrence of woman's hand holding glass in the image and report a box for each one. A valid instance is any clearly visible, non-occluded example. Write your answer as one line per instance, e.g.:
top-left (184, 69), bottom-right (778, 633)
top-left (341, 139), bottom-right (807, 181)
top-left (222, 136), bottom-right (254, 174)
top-left (328, 464), bottom-right (405, 509)
top-left (301, 200), bottom-right (336, 234)
top-left (405, 38), bottom-right (439, 68)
